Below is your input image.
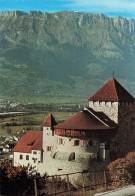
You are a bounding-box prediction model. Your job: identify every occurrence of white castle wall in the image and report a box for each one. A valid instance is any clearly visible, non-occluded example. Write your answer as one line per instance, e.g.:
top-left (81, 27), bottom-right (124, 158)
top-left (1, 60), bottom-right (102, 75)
top-left (38, 127), bottom-right (110, 180)
top-left (43, 126), bottom-right (57, 163)
top-left (56, 135), bottom-right (99, 155)
top-left (13, 150), bottom-right (41, 169)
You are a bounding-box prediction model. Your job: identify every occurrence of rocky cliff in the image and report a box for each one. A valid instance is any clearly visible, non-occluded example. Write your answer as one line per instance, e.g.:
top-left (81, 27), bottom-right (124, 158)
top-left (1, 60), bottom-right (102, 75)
top-left (0, 11), bottom-right (135, 101)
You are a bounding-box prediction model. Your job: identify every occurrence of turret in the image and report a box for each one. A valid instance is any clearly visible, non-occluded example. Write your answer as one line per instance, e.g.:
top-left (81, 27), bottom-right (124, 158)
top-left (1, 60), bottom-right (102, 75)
top-left (42, 113), bottom-right (57, 163)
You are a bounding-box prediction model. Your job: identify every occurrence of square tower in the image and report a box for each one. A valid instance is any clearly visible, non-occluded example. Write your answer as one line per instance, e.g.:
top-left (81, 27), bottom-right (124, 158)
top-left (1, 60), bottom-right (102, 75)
top-left (42, 113), bottom-right (57, 163)
top-left (88, 77), bottom-right (135, 124)
top-left (88, 77), bottom-right (135, 156)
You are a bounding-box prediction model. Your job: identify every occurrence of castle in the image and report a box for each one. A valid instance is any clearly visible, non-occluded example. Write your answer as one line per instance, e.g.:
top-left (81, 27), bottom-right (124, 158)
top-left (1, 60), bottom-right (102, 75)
top-left (13, 77), bottom-right (135, 178)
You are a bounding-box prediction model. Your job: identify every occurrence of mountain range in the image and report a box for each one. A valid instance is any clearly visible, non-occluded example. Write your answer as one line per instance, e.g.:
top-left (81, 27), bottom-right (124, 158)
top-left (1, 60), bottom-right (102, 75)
top-left (0, 10), bottom-right (135, 102)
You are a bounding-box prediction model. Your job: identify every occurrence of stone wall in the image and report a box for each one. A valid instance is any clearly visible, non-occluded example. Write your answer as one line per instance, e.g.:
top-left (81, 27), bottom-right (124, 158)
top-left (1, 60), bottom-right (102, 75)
top-left (89, 101), bottom-right (118, 123)
top-left (114, 102), bottom-right (135, 156)
top-left (89, 100), bottom-right (135, 158)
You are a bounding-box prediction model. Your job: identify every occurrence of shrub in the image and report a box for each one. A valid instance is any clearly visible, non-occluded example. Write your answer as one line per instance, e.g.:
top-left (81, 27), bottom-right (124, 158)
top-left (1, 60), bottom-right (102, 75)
top-left (108, 152), bottom-right (135, 186)
top-left (0, 163), bottom-right (47, 195)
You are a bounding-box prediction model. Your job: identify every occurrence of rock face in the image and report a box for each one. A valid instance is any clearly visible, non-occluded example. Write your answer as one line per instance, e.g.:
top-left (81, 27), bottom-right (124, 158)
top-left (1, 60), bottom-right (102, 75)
top-left (0, 11), bottom-right (135, 100)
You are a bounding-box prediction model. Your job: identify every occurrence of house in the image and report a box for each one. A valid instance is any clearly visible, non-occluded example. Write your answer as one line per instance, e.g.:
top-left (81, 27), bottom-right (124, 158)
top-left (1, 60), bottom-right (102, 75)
top-left (12, 130), bottom-right (43, 169)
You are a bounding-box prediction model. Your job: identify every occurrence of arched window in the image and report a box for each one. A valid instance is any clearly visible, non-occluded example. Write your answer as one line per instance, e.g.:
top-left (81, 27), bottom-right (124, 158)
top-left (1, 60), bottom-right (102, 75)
top-left (68, 152), bottom-right (75, 161)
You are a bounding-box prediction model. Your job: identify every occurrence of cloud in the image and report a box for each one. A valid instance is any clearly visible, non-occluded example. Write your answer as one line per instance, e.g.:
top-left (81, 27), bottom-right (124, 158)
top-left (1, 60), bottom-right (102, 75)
top-left (0, 0), bottom-right (135, 18)
top-left (62, 0), bottom-right (135, 17)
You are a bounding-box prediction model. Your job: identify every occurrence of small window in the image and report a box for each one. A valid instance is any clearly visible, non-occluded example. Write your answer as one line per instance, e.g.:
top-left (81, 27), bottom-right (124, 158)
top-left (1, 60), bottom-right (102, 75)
top-left (33, 151), bottom-right (37, 154)
top-left (100, 143), bottom-right (105, 149)
top-left (68, 152), bottom-right (75, 161)
top-left (71, 139), bottom-right (80, 146)
top-left (59, 138), bottom-right (63, 144)
top-left (20, 154), bottom-right (23, 160)
top-left (26, 155), bottom-right (29, 160)
top-left (32, 158), bottom-right (37, 163)
top-left (99, 102), bottom-right (102, 107)
top-left (87, 140), bottom-right (93, 147)
top-left (58, 138), bottom-right (65, 145)
top-left (46, 146), bottom-right (53, 152)
top-left (74, 140), bottom-right (80, 146)
top-left (27, 140), bottom-right (35, 146)
top-left (75, 140), bottom-right (79, 146)
top-left (105, 102), bottom-right (108, 107)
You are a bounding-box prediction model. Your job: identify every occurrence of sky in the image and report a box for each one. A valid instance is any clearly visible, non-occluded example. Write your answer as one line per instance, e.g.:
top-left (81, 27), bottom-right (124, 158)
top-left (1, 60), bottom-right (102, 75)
top-left (0, 0), bottom-right (135, 19)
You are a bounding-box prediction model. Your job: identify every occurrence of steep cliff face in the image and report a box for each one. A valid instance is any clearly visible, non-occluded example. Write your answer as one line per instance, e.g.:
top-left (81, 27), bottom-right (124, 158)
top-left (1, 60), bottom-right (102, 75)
top-left (0, 11), bottom-right (135, 100)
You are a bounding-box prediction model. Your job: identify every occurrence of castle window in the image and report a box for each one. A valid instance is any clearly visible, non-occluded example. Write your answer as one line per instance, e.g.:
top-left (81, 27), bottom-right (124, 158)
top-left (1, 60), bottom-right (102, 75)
top-left (75, 140), bottom-right (79, 146)
top-left (26, 155), bottom-right (29, 160)
top-left (72, 139), bottom-right (79, 146)
top-left (68, 152), bottom-right (75, 161)
top-left (88, 141), bottom-right (93, 146)
top-left (93, 101), bottom-right (97, 106)
top-left (32, 158), bottom-right (37, 163)
top-left (99, 102), bottom-right (102, 107)
top-left (46, 146), bottom-right (53, 152)
top-left (59, 138), bottom-right (63, 144)
top-left (57, 138), bottom-right (65, 145)
top-left (86, 140), bottom-right (95, 147)
top-left (100, 143), bottom-right (105, 149)
top-left (106, 102), bottom-right (109, 107)
top-left (20, 154), bottom-right (23, 160)
top-left (33, 151), bottom-right (37, 154)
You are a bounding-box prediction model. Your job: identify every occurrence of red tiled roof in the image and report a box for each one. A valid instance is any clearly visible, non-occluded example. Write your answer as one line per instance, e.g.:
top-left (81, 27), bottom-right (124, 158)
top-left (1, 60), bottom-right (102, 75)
top-left (86, 107), bottom-right (117, 127)
top-left (54, 110), bottom-right (115, 130)
top-left (12, 130), bottom-right (42, 153)
top-left (42, 113), bottom-right (57, 127)
top-left (88, 78), bottom-right (134, 102)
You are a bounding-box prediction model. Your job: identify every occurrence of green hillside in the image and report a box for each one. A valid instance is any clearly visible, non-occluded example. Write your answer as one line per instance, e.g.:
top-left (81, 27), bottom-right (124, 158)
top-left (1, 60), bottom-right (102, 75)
top-left (0, 11), bottom-right (135, 103)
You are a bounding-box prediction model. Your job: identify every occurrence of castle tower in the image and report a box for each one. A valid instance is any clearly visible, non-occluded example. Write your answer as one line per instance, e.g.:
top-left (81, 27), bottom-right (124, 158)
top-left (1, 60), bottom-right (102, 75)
top-left (88, 77), bottom-right (134, 124)
top-left (42, 113), bottom-right (57, 163)
top-left (88, 77), bottom-right (135, 156)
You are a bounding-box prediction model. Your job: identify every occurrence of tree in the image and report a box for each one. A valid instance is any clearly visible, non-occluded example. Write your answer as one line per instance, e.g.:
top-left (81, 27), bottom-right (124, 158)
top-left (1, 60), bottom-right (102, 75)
top-left (0, 163), bottom-right (47, 195)
top-left (108, 152), bottom-right (135, 186)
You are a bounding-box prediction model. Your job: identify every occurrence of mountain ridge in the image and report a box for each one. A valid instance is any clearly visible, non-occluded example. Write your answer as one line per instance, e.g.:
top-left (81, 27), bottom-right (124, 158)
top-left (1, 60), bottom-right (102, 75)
top-left (0, 10), bottom-right (135, 102)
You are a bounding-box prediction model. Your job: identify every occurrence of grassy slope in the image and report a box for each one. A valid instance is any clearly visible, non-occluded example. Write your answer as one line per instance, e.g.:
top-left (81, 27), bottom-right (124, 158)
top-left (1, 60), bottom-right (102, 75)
top-left (0, 11), bottom-right (135, 102)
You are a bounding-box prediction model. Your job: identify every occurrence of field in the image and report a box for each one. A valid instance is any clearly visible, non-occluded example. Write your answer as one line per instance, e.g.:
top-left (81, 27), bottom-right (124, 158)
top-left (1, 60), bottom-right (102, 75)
top-left (0, 111), bottom-right (76, 136)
